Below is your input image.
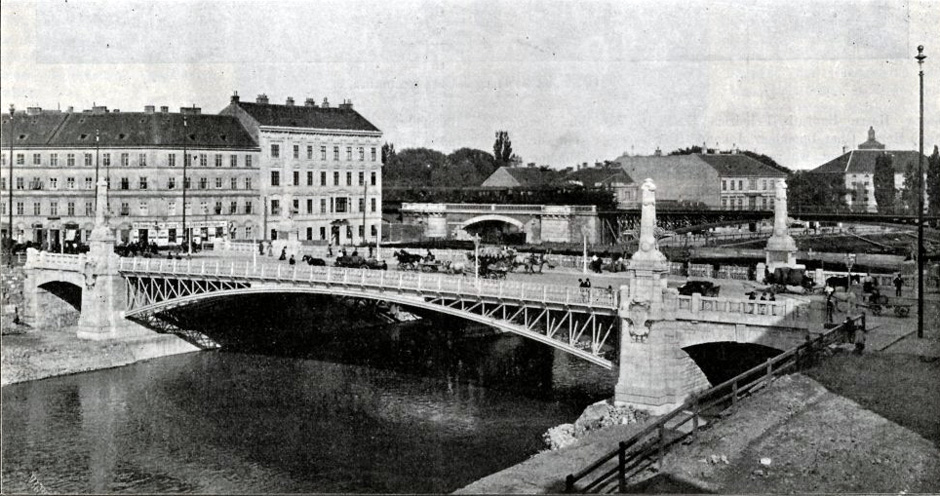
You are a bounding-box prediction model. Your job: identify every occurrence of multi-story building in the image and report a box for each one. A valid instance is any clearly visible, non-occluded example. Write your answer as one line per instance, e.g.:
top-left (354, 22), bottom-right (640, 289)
top-left (615, 148), bottom-right (786, 209)
top-left (221, 93), bottom-right (383, 246)
top-left (1, 93), bottom-right (383, 250)
top-left (809, 127), bottom-right (926, 212)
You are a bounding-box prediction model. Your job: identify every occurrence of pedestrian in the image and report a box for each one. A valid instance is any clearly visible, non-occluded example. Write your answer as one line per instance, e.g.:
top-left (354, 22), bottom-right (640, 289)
top-left (584, 278), bottom-right (591, 289)
top-left (893, 273), bottom-right (904, 297)
top-left (258, 240), bottom-right (264, 255)
top-left (862, 272), bottom-right (874, 294)
top-left (279, 247), bottom-right (287, 261)
top-left (748, 292), bottom-right (756, 300)
top-left (759, 292), bottom-right (767, 301)
top-left (826, 296), bottom-right (835, 324)
top-left (854, 324), bottom-right (867, 355)
top-left (289, 254), bottom-right (296, 265)
top-left (328, 242), bottom-right (334, 257)
top-left (768, 292), bottom-right (776, 301)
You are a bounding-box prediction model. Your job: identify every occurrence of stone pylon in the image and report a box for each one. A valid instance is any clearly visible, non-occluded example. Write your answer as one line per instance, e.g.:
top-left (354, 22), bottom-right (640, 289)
top-left (764, 179), bottom-right (798, 270)
top-left (615, 179), bottom-right (706, 414)
top-left (76, 178), bottom-right (147, 340)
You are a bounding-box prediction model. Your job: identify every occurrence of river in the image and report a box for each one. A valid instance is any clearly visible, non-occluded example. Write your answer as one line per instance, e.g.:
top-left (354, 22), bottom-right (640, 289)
top-left (2, 297), bottom-right (618, 493)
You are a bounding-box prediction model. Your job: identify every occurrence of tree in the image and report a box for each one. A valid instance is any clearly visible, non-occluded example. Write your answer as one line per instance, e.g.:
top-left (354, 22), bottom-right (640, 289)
top-left (788, 171), bottom-right (847, 212)
top-left (873, 152), bottom-right (896, 213)
top-left (493, 131), bottom-right (513, 166)
top-left (900, 159), bottom-right (920, 213)
top-left (381, 142), bottom-right (396, 164)
top-left (928, 145), bottom-right (940, 216)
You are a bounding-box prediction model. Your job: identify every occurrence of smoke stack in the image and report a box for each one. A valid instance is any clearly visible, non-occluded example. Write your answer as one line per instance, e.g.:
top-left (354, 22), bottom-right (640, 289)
top-left (256, 94), bottom-right (269, 104)
top-left (230, 92), bottom-right (240, 104)
top-left (286, 97), bottom-right (295, 106)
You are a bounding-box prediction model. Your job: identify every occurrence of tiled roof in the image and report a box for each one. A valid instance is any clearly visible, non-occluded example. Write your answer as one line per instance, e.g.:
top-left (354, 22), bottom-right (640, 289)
top-left (810, 150), bottom-right (927, 175)
top-left (228, 101), bottom-right (380, 132)
top-left (502, 167), bottom-right (565, 187)
top-left (1, 112), bottom-right (258, 149)
top-left (0, 113), bottom-right (69, 146)
top-left (566, 167), bottom-right (634, 186)
top-left (696, 154), bottom-right (788, 177)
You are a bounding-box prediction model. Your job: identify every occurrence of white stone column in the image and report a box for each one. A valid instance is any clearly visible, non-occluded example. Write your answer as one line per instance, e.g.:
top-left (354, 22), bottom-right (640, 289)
top-left (764, 179), bottom-right (798, 269)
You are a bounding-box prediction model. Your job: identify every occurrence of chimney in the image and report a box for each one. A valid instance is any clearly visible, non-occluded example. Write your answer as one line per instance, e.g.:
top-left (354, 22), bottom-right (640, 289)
top-left (654, 146), bottom-right (662, 156)
top-left (180, 106), bottom-right (201, 115)
top-left (339, 99), bottom-right (353, 110)
top-left (26, 107), bottom-right (42, 115)
top-left (256, 93), bottom-right (269, 104)
top-left (230, 91), bottom-right (240, 104)
top-left (286, 97), bottom-right (295, 106)
top-left (732, 143), bottom-right (738, 154)
top-left (842, 145), bottom-right (847, 154)
top-left (321, 97), bottom-right (330, 108)
top-left (304, 97), bottom-right (317, 107)
top-left (92, 105), bottom-right (108, 114)
top-left (113, 109), bottom-right (120, 113)
top-left (144, 105), bottom-right (155, 114)
top-left (66, 106), bottom-right (74, 113)
top-left (160, 106), bottom-right (169, 113)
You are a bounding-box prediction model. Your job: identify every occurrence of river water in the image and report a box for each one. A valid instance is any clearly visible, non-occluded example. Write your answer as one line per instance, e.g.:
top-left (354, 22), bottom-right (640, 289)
top-left (2, 297), bottom-right (618, 493)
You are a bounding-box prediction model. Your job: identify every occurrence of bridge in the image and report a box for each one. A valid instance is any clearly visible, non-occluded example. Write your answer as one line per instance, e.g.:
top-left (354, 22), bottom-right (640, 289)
top-left (21, 177), bottom-right (821, 413)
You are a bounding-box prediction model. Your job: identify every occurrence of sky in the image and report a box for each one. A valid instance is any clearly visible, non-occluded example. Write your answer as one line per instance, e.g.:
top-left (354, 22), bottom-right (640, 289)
top-left (1, 0), bottom-right (938, 170)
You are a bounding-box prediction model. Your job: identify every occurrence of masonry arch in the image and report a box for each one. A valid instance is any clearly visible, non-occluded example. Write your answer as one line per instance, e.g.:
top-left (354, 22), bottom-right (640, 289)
top-left (461, 215), bottom-right (527, 244)
top-left (682, 341), bottom-right (782, 385)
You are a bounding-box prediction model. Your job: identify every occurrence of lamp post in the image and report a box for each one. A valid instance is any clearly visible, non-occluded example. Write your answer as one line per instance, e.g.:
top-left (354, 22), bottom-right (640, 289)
top-left (6, 105), bottom-right (14, 264)
top-left (472, 233), bottom-right (481, 280)
top-left (181, 115), bottom-right (188, 254)
top-left (916, 45), bottom-right (926, 339)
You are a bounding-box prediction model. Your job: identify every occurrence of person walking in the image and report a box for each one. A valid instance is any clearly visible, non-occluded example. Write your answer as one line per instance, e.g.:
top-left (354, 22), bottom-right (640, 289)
top-left (288, 254), bottom-right (296, 265)
top-left (893, 273), bottom-right (904, 297)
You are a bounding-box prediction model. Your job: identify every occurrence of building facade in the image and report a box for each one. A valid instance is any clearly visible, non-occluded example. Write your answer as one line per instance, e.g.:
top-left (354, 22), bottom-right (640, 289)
top-left (1, 93), bottom-right (383, 250)
top-left (220, 94), bottom-right (383, 246)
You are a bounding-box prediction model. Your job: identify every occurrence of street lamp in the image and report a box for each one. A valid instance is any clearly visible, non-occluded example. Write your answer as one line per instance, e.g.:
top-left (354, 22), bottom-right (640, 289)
top-left (6, 104), bottom-right (14, 264)
top-left (916, 45), bottom-right (926, 339)
top-left (472, 233), bottom-right (481, 280)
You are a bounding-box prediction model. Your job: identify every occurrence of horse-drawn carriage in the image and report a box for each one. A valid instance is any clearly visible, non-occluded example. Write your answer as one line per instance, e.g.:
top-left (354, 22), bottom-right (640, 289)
top-left (860, 289), bottom-right (911, 317)
top-left (335, 254), bottom-right (388, 270)
top-left (765, 266), bottom-right (815, 294)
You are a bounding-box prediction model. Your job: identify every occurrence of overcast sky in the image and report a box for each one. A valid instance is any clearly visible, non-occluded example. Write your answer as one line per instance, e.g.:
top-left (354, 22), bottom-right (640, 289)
top-left (2, 0), bottom-right (938, 170)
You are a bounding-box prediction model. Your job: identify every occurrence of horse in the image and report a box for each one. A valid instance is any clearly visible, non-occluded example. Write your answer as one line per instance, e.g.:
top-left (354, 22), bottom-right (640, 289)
top-left (442, 260), bottom-right (468, 275)
top-left (825, 274), bottom-right (860, 291)
top-left (301, 254), bottom-right (326, 266)
top-left (394, 250), bottom-right (423, 269)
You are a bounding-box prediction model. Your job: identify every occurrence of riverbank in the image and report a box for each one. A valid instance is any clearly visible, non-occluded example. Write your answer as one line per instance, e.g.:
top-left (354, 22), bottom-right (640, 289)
top-left (457, 302), bottom-right (940, 494)
top-left (1, 326), bottom-right (200, 386)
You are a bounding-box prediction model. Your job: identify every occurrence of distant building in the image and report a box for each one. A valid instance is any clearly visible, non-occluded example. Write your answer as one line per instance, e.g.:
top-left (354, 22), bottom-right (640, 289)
top-left (614, 149), bottom-right (785, 209)
top-left (480, 166), bottom-right (564, 188)
top-left (564, 164), bottom-right (637, 207)
top-left (809, 127), bottom-right (926, 212)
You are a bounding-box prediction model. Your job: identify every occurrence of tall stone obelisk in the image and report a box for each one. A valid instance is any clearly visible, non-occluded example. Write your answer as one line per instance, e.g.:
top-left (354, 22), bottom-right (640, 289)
top-left (764, 179), bottom-right (798, 270)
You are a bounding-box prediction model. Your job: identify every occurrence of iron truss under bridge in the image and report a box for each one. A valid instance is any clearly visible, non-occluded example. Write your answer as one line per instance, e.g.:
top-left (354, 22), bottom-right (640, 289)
top-left (118, 257), bottom-right (621, 368)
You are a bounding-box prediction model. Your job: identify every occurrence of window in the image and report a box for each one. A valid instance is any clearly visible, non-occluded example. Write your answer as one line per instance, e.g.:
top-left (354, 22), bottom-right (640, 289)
top-left (84, 153), bottom-right (92, 166)
top-left (321, 146), bottom-right (327, 161)
top-left (230, 201), bottom-right (238, 214)
top-left (358, 198), bottom-right (364, 212)
top-left (139, 153), bottom-right (147, 166)
top-left (245, 201), bottom-right (253, 214)
top-left (16, 154), bottom-right (24, 165)
top-left (729, 180), bottom-right (735, 191)
top-left (0, 178), bottom-right (4, 190)
top-left (215, 177), bottom-right (223, 189)
top-left (15, 177), bottom-right (23, 190)
top-left (320, 198), bottom-right (327, 213)
top-left (293, 144), bottom-right (299, 159)
top-left (292, 199), bottom-right (299, 215)
top-left (320, 226), bottom-right (326, 240)
top-left (358, 147), bottom-right (364, 161)
top-left (168, 228), bottom-right (176, 243)
top-left (120, 153), bottom-right (129, 166)
top-left (321, 171), bottom-right (327, 186)
top-left (333, 146), bottom-right (340, 161)
top-left (231, 178), bottom-right (238, 190)
top-left (271, 171), bottom-right (280, 186)
top-left (138, 177), bottom-right (147, 190)
top-left (333, 171), bottom-right (340, 186)
top-left (103, 153), bottom-right (110, 167)
top-left (168, 201), bottom-right (177, 216)
top-left (371, 225), bottom-right (377, 237)
top-left (722, 180), bottom-right (727, 191)
top-left (245, 155), bottom-right (252, 168)
top-left (84, 177), bottom-right (93, 189)
top-left (358, 171), bottom-right (364, 186)
top-left (358, 225), bottom-right (364, 238)
top-left (738, 180), bottom-right (743, 190)
top-left (139, 201), bottom-right (149, 215)
top-left (200, 200), bottom-right (208, 214)
top-left (16, 202), bottom-right (24, 215)
top-left (346, 147), bottom-right (352, 161)
top-left (50, 202), bottom-right (58, 216)
top-left (245, 178), bottom-right (252, 190)
top-left (293, 170), bottom-right (299, 186)
top-left (120, 177), bottom-right (129, 190)
top-left (199, 154), bottom-right (207, 167)
top-left (370, 198), bottom-right (376, 212)
top-left (50, 153), bottom-right (59, 166)
top-left (335, 197), bottom-right (348, 213)
top-left (49, 178), bottom-right (58, 190)
top-left (33, 202), bottom-right (41, 215)
top-left (33, 153), bottom-right (41, 165)
top-left (270, 199), bottom-right (280, 216)
top-left (230, 154), bottom-right (238, 167)
top-left (271, 229), bottom-right (278, 240)
top-left (306, 198), bottom-right (313, 214)
top-left (371, 147), bottom-right (377, 162)
top-left (168, 177), bottom-right (176, 190)
top-left (737, 197), bottom-right (743, 209)
top-left (346, 172), bottom-right (352, 186)
top-left (199, 177), bottom-right (207, 189)
top-left (271, 144), bottom-right (280, 158)
top-left (307, 145), bottom-right (313, 159)
top-left (370, 171), bottom-right (376, 186)
top-left (214, 201), bottom-right (222, 215)
top-left (85, 202), bottom-right (92, 216)
top-left (168, 153), bottom-right (176, 167)
top-left (761, 180), bottom-right (767, 190)
top-left (307, 171), bottom-right (313, 186)
top-left (245, 226), bottom-right (252, 239)
top-left (721, 197), bottom-right (727, 209)
top-left (306, 227), bottom-right (313, 241)
top-left (184, 153), bottom-right (192, 167)
top-left (67, 154), bottom-right (75, 167)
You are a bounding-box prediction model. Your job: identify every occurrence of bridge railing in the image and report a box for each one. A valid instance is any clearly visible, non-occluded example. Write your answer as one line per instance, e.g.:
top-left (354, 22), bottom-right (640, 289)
top-left (24, 249), bottom-right (84, 270)
top-left (117, 257), bottom-right (621, 309)
top-left (565, 313), bottom-right (866, 494)
top-left (674, 293), bottom-right (806, 321)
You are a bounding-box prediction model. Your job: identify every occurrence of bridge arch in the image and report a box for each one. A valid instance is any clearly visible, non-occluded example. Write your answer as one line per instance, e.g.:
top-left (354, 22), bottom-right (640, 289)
top-left (460, 214), bottom-right (526, 230)
top-left (124, 287), bottom-right (617, 368)
top-left (37, 281), bottom-right (83, 311)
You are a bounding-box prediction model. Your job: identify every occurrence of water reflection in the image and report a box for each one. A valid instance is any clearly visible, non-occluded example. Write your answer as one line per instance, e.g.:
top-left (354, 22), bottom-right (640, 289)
top-left (2, 296), bottom-right (617, 493)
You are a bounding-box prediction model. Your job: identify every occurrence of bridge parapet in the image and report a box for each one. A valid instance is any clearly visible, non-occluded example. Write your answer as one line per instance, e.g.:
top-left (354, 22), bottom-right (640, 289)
top-left (25, 249), bottom-right (86, 271)
top-left (401, 203), bottom-right (597, 215)
top-left (672, 292), bottom-right (810, 328)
